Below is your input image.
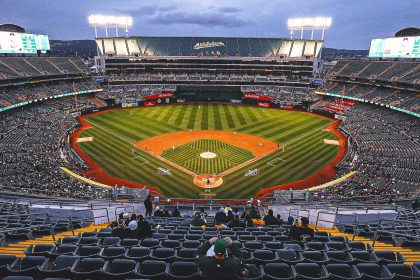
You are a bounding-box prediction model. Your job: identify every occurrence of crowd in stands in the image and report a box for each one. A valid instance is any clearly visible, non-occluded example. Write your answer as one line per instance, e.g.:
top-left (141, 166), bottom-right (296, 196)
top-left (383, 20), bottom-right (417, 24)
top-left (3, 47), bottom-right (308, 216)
top-left (0, 57), bottom-right (89, 81)
top-left (321, 81), bottom-right (419, 113)
top-left (242, 86), bottom-right (320, 103)
top-left (323, 103), bottom-right (419, 200)
top-left (0, 102), bottom-right (112, 199)
top-left (106, 72), bottom-right (310, 84)
top-left (0, 80), bottom-right (100, 109)
top-left (102, 84), bottom-right (175, 101)
top-left (328, 60), bottom-right (419, 86)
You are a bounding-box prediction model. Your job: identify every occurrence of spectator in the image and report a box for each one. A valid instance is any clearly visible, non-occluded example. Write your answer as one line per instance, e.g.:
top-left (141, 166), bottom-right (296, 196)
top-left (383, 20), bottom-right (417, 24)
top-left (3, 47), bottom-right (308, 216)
top-left (226, 210), bottom-right (234, 224)
top-left (154, 206), bottom-right (163, 217)
top-left (199, 208), bottom-right (208, 220)
top-left (196, 237), bottom-right (246, 280)
top-left (289, 217), bottom-right (314, 242)
top-left (263, 209), bottom-right (281, 226)
top-left (144, 195), bottom-right (153, 217)
top-left (191, 212), bottom-right (206, 227)
top-left (215, 207), bottom-right (227, 225)
top-left (286, 216), bottom-right (294, 225)
top-left (244, 214), bottom-right (254, 227)
top-left (136, 214), bottom-right (152, 239)
top-left (172, 207), bottom-right (181, 217)
top-left (228, 215), bottom-right (245, 228)
top-left (249, 206), bottom-right (261, 219)
top-left (162, 208), bottom-right (171, 217)
top-left (276, 214), bottom-right (284, 225)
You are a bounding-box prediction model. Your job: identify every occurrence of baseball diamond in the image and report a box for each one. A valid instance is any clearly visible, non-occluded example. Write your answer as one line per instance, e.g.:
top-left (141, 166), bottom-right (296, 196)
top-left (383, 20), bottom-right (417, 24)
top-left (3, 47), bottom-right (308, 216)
top-left (74, 104), bottom-right (343, 199)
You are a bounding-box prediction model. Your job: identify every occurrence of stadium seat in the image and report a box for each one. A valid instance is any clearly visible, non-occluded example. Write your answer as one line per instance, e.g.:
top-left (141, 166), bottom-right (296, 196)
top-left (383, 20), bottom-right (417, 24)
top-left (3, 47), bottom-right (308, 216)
top-left (49, 244), bottom-right (77, 258)
top-left (252, 249), bottom-right (276, 265)
top-left (162, 239), bottom-right (182, 249)
top-left (263, 263), bottom-right (296, 280)
top-left (0, 255), bottom-right (19, 275)
top-left (99, 246), bottom-right (126, 260)
top-left (355, 263), bottom-right (393, 280)
top-left (326, 242), bottom-right (351, 251)
top-left (265, 241), bottom-right (283, 251)
top-left (151, 247), bottom-right (176, 262)
top-left (351, 251), bottom-right (379, 264)
top-left (138, 260), bottom-right (169, 280)
top-left (294, 263), bottom-right (329, 280)
top-left (348, 242), bottom-right (373, 252)
top-left (101, 259), bottom-right (139, 279)
top-left (183, 240), bottom-right (202, 249)
top-left (283, 243), bottom-right (303, 251)
top-left (244, 241), bottom-right (264, 251)
top-left (75, 246), bottom-right (101, 258)
top-left (305, 242), bottom-right (329, 251)
top-left (302, 251), bottom-right (330, 264)
top-left (141, 238), bottom-right (160, 249)
top-left (39, 255), bottom-right (79, 278)
top-left (386, 264), bottom-right (420, 280)
top-left (125, 246), bottom-right (151, 261)
top-left (257, 235), bottom-right (274, 242)
top-left (373, 251), bottom-right (405, 264)
top-left (176, 248), bottom-right (198, 262)
top-left (56, 236), bottom-right (78, 245)
top-left (70, 257), bottom-right (105, 279)
top-left (326, 251), bottom-right (355, 264)
top-left (325, 264), bottom-right (362, 280)
top-left (168, 261), bottom-right (197, 280)
top-left (276, 249), bottom-right (304, 265)
top-left (24, 244), bottom-right (56, 256)
top-left (100, 237), bottom-right (121, 247)
top-left (120, 238), bottom-right (140, 248)
top-left (76, 237), bottom-right (99, 246)
top-left (7, 256), bottom-right (49, 277)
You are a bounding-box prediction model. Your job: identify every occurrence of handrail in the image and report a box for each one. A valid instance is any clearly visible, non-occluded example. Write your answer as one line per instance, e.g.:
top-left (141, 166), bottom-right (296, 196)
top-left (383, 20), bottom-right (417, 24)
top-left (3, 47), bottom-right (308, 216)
top-left (288, 208), bottom-right (309, 219)
top-left (372, 229), bottom-right (420, 247)
top-left (314, 211), bottom-right (358, 241)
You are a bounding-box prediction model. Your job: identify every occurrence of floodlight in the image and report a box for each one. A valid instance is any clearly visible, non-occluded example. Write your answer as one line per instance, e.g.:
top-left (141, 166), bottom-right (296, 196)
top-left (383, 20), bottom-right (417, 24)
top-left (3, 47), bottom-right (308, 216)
top-left (287, 17), bottom-right (332, 40)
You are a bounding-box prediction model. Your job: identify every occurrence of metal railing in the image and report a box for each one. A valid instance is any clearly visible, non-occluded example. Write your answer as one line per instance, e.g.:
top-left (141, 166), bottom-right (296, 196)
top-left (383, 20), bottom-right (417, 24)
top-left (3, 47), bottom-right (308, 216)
top-left (372, 230), bottom-right (420, 247)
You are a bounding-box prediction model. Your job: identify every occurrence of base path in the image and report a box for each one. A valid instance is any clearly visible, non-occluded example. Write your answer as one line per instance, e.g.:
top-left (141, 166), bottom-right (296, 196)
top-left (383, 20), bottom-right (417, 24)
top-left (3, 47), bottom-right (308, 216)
top-left (135, 130), bottom-right (279, 157)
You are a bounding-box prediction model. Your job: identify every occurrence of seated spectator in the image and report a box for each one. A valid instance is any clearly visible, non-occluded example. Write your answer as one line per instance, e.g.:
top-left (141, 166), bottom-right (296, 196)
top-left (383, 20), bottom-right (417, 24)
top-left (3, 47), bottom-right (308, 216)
top-left (127, 217), bottom-right (138, 239)
top-left (228, 215), bottom-right (245, 228)
top-left (196, 237), bottom-right (247, 280)
top-left (199, 208), bottom-right (208, 220)
top-left (249, 206), bottom-right (261, 219)
top-left (276, 214), bottom-right (284, 225)
top-left (289, 217), bottom-right (314, 242)
top-left (154, 206), bottom-right (163, 217)
top-left (263, 209), bottom-right (281, 226)
top-left (191, 212), bottom-right (206, 227)
top-left (245, 214), bottom-right (254, 227)
top-left (215, 207), bottom-right (227, 225)
top-left (136, 214), bottom-right (152, 239)
top-left (286, 216), bottom-right (294, 225)
top-left (226, 210), bottom-right (234, 224)
top-left (162, 208), bottom-right (171, 217)
top-left (172, 207), bottom-right (181, 217)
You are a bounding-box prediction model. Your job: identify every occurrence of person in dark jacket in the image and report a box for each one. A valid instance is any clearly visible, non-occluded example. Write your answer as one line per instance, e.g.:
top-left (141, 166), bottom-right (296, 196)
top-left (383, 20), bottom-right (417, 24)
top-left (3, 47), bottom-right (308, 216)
top-left (263, 209), bottom-right (281, 226)
top-left (144, 195), bottom-right (153, 217)
top-left (172, 208), bottom-right (181, 217)
top-left (191, 212), bottom-right (206, 227)
top-left (136, 214), bottom-right (152, 239)
top-left (228, 215), bottom-right (245, 228)
top-left (215, 207), bottom-right (227, 225)
top-left (196, 237), bottom-right (247, 280)
top-left (245, 214), bottom-right (254, 227)
top-left (289, 217), bottom-right (314, 242)
top-left (249, 206), bottom-right (261, 219)
top-left (226, 210), bottom-right (234, 224)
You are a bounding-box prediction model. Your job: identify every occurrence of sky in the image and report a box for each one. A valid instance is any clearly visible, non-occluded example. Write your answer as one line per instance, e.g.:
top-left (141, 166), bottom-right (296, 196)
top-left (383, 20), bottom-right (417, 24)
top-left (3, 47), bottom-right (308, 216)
top-left (1, 0), bottom-right (418, 49)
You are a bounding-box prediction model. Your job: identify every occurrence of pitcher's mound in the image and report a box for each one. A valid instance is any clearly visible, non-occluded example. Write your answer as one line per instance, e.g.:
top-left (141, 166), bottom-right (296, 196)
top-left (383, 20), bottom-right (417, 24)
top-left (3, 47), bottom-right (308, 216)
top-left (193, 174), bottom-right (223, 189)
top-left (200, 152), bottom-right (217, 159)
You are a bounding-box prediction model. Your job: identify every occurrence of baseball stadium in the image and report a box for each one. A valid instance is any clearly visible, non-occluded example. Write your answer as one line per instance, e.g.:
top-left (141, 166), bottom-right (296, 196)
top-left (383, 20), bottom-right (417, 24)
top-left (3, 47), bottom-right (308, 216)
top-left (0, 2), bottom-right (419, 279)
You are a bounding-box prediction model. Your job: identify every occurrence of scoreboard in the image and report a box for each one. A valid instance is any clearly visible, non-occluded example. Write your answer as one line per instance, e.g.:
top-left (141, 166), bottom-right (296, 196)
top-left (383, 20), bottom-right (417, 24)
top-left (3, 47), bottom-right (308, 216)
top-left (0, 31), bottom-right (50, 54)
top-left (369, 36), bottom-right (420, 59)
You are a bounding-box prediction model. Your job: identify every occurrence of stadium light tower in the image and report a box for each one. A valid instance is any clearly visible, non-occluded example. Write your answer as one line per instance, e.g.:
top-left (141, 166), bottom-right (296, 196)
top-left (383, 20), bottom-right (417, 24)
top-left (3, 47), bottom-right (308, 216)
top-left (88, 15), bottom-right (133, 38)
top-left (287, 17), bottom-right (332, 40)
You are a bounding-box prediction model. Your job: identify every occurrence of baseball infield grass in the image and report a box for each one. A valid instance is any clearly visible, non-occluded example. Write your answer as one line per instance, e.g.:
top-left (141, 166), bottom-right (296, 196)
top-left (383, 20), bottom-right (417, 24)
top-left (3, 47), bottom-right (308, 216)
top-left (162, 139), bottom-right (254, 174)
top-left (77, 104), bottom-right (339, 199)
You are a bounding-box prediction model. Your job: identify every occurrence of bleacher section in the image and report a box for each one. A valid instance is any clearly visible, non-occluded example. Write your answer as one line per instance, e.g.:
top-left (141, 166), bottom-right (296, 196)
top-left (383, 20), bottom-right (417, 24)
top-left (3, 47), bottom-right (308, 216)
top-left (0, 57), bottom-right (90, 82)
top-left (0, 201), bottom-right (419, 279)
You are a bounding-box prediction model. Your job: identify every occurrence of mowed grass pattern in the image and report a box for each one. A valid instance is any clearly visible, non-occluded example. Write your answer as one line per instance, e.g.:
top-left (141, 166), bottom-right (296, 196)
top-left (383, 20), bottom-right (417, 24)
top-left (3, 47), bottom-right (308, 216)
top-left (162, 139), bottom-right (254, 174)
top-left (78, 104), bottom-right (339, 198)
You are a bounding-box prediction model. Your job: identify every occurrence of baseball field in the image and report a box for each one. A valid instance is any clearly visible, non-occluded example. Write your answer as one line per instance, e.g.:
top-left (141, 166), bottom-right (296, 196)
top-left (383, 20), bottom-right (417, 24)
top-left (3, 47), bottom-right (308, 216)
top-left (73, 104), bottom-right (344, 199)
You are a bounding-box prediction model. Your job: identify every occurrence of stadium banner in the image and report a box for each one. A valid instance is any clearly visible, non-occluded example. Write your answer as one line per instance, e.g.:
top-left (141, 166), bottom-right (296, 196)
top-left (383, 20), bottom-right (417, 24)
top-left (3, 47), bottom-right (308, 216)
top-left (243, 93), bottom-right (273, 102)
top-left (0, 31), bottom-right (50, 54)
top-left (144, 92), bottom-right (174, 100)
top-left (369, 36), bottom-right (420, 59)
top-left (230, 99), bottom-right (243, 104)
top-left (144, 101), bottom-right (157, 107)
top-left (257, 102), bottom-right (270, 108)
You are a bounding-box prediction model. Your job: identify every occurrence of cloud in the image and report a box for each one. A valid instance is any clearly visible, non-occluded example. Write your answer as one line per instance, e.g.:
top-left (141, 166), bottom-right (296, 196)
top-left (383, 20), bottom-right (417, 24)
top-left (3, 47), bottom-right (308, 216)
top-left (147, 7), bottom-right (252, 28)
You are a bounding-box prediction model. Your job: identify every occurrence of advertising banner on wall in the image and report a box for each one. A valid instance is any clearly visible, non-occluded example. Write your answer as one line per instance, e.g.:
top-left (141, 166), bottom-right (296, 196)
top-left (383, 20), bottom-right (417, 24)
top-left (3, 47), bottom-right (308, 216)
top-left (257, 102), bottom-right (270, 108)
top-left (243, 93), bottom-right (273, 102)
top-left (144, 101), bottom-right (157, 107)
top-left (144, 92), bottom-right (174, 100)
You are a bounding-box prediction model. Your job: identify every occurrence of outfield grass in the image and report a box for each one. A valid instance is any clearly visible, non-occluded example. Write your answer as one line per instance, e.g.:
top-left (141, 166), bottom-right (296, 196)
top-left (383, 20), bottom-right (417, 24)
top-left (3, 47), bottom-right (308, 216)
top-left (78, 104), bottom-right (339, 199)
top-left (162, 139), bottom-right (254, 174)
